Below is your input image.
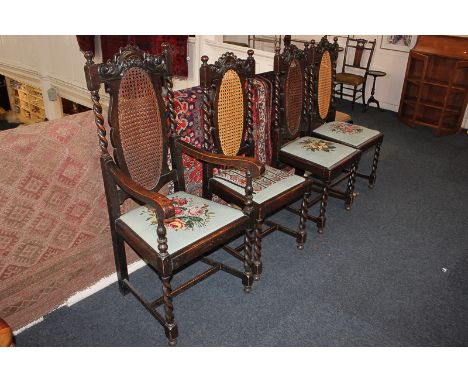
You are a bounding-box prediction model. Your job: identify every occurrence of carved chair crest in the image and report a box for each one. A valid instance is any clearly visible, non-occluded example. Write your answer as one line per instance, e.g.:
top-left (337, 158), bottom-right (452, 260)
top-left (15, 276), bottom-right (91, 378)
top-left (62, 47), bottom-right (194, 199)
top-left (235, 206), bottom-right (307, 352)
top-left (84, 43), bottom-right (180, 193)
top-left (200, 51), bottom-right (256, 157)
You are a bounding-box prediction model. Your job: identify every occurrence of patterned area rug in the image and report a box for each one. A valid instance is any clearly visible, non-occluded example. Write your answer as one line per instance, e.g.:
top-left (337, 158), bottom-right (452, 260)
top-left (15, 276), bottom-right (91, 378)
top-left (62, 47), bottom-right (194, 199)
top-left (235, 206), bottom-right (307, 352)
top-left (0, 111), bottom-right (139, 330)
top-left (0, 76), bottom-right (275, 331)
top-left (173, 76), bottom-right (274, 197)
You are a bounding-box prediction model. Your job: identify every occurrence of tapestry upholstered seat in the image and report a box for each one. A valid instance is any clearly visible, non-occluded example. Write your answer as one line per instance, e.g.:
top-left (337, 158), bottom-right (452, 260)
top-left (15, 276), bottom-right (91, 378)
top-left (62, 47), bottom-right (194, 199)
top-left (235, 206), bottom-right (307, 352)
top-left (199, 51), bottom-right (312, 281)
top-left (280, 136), bottom-right (358, 170)
top-left (313, 121), bottom-right (380, 149)
top-left (309, 37), bottom-right (384, 189)
top-left (118, 192), bottom-right (244, 255)
top-left (213, 165), bottom-right (305, 205)
top-left (274, 38), bottom-right (360, 234)
top-left (84, 44), bottom-right (263, 346)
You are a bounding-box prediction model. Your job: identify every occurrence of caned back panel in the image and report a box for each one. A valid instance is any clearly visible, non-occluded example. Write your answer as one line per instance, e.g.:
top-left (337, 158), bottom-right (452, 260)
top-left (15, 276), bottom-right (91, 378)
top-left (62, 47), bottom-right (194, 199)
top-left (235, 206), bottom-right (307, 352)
top-left (284, 58), bottom-right (304, 136)
top-left (216, 69), bottom-right (245, 156)
top-left (318, 51), bottom-right (332, 120)
top-left (118, 67), bottom-right (164, 190)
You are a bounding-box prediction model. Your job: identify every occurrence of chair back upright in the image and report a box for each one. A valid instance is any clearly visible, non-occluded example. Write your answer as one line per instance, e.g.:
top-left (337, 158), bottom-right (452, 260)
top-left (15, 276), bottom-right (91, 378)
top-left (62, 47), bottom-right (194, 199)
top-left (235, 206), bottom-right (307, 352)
top-left (309, 36), bottom-right (340, 130)
top-left (200, 50), bottom-right (256, 157)
top-left (272, 41), bottom-right (309, 166)
top-left (341, 37), bottom-right (376, 75)
top-left (84, 43), bottom-right (185, 214)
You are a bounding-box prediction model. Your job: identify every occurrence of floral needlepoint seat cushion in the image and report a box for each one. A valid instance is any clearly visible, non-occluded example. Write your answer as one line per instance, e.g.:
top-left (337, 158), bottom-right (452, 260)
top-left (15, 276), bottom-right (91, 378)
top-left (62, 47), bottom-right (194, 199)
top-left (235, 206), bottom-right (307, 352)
top-left (280, 136), bottom-right (358, 169)
top-left (117, 191), bottom-right (245, 255)
top-left (212, 165), bottom-right (305, 204)
top-left (314, 121), bottom-right (380, 148)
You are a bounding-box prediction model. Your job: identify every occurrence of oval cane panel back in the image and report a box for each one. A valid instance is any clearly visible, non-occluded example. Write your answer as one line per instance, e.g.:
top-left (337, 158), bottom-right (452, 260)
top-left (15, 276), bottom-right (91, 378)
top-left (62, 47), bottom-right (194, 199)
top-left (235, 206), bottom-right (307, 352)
top-left (318, 51), bottom-right (332, 120)
top-left (118, 67), bottom-right (164, 190)
top-left (284, 58), bottom-right (304, 136)
top-left (217, 69), bottom-right (245, 156)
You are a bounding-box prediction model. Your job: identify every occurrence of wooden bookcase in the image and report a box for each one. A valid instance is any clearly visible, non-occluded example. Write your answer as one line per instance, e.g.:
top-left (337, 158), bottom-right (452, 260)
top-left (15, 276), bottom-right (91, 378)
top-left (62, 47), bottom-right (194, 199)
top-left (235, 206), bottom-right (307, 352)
top-left (398, 36), bottom-right (468, 136)
top-left (5, 78), bottom-right (46, 124)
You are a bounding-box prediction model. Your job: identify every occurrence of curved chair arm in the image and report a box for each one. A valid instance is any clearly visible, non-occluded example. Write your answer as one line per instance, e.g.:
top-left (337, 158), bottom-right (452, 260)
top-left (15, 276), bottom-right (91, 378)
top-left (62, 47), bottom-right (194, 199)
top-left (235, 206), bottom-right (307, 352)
top-left (104, 157), bottom-right (175, 220)
top-left (177, 140), bottom-right (265, 177)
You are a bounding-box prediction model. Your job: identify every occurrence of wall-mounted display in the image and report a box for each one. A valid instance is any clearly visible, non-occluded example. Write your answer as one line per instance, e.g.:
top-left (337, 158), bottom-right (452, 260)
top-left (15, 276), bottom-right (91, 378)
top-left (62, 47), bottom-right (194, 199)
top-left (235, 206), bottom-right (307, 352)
top-left (380, 35), bottom-right (417, 52)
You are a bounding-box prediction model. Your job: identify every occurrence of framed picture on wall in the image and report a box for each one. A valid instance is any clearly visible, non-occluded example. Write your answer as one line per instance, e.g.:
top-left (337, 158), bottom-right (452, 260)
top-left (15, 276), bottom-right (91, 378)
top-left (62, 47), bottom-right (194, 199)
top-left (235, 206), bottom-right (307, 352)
top-left (380, 35), bottom-right (417, 52)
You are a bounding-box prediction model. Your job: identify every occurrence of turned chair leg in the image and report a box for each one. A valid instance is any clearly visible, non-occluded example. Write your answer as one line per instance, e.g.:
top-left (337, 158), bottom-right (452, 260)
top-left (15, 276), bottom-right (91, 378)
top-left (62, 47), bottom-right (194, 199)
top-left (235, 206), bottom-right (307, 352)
top-left (317, 182), bottom-right (329, 234)
top-left (369, 142), bottom-right (382, 189)
top-left (361, 82), bottom-right (366, 112)
top-left (297, 192), bottom-right (310, 250)
top-left (161, 275), bottom-right (178, 346)
top-left (345, 163), bottom-right (358, 211)
top-left (352, 87), bottom-right (357, 110)
top-left (242, 226), bottom-right (255, 291)
top-left (253, 217), bottom-right (263, 281)
top-left (111, 232), bottom-right (129, 296)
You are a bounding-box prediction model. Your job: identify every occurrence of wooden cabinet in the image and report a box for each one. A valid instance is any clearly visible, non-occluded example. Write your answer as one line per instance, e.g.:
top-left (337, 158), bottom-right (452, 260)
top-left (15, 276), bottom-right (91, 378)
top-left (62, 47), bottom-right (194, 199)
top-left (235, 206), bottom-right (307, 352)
top-left (5, 78), bottom-right (46, 124)
top-left (398, 36), bottom-right (468, 136)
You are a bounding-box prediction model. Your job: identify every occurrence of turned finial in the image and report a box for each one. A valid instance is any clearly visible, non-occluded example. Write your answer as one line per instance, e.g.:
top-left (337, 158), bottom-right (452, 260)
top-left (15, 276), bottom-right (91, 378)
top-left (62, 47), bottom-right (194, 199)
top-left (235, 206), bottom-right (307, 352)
top-left (201, 55), bottom-right (209, 65)
top-left (84, 51), bottom-right (94, 65)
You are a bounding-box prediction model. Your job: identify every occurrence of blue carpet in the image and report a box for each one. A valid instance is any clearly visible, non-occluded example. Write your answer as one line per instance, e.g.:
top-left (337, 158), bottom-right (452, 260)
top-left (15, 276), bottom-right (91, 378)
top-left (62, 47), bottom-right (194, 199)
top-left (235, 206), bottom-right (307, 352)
top-left (16, 102), bottom-right (468, 346)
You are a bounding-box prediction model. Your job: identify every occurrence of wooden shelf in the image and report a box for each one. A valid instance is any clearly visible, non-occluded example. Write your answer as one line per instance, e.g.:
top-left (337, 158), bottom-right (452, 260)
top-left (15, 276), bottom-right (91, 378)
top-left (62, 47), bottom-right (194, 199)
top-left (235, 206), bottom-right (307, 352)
top-left (419, 99), bottom-right (444, 110)
top-left (6, 78), bottom-right (46, 124)
top-left (407, 78), bottom-right (422, 85)
top-left (398, 36), bottom-right (468, 135)
top-left (423, 78), bottom-right (449, 87)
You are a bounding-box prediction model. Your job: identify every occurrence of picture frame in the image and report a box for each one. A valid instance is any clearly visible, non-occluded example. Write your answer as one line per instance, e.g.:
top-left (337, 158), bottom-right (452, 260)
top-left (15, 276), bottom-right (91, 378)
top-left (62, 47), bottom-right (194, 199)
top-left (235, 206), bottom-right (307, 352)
top-left (380, 35), bottom-right (417, 52)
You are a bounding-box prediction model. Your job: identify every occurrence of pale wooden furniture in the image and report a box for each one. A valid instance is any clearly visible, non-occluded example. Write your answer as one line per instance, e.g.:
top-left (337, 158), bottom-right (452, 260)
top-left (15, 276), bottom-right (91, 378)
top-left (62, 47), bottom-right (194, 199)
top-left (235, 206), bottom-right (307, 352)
top-left (6, 78), bottom-right (46, 123)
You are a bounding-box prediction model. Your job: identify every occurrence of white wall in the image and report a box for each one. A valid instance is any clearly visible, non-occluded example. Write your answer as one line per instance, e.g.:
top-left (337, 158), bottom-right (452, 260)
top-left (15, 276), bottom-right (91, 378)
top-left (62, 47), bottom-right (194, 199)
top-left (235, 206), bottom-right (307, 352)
top-left (225, 35), bottom-right (468, 129)
top-left (1, 35), bottom-right (466, 129)
top-left (197, 35), bottom-right (275, 75)
top-left (0, 36), bottom-right (197, 120)
top-left (224, 35), bottom-right (409, 112)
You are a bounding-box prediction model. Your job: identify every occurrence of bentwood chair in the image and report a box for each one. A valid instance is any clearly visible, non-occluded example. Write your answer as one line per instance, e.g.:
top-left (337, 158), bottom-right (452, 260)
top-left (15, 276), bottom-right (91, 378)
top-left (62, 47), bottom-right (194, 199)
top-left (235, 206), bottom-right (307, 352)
top-left (83, 44), bottom-right (263, 346)
top-left (275, 39), bottom-right (361, 234)
top-left (334, 36), bottom-right (376, 110)
top-left (200, 51), bottom-right (312, 280)
top-left (311, 37), bottom-right (384, 189)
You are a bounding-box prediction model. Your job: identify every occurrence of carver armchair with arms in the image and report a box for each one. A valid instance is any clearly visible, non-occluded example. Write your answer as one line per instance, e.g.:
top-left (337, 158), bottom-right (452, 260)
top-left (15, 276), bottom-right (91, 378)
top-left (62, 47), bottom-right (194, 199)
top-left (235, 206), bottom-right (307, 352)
top-left (200, 50), bottom-right (312, 281)
top-left (83, 44), bottom-right (263, 346)
top-left (276, 38), bottom-right (361, 234)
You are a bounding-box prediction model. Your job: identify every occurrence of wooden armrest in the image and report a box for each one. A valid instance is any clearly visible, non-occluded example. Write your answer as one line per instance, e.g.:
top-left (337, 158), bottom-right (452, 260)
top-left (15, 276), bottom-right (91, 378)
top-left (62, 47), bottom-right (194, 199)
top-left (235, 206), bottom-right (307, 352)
top-left (177, 140), bottom-right (264, 177)
top-left (104, 157), bottom-right (175, 220)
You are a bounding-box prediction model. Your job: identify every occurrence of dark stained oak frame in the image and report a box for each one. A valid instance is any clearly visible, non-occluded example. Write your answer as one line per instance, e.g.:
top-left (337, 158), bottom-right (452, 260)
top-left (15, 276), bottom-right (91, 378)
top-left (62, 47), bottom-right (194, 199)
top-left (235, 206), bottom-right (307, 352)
top-left (84, 44), bottom-right (263, 346)
top-left (199, 50), bottom-right (313, 281)
top-left (333, 36), bottom-right (376, 111)
top-left (309, 36), bottom-right (384, 189)
top-left (275, 37), bottom-right (361, 233)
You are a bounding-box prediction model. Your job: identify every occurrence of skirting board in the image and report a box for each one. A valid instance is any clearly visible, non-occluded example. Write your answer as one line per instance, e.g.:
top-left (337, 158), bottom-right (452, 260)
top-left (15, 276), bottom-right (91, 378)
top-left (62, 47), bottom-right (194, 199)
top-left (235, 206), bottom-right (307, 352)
top-left (66, 259), bottom-right (146, 306)
top-left (13, 259), bottom-right (146, 335)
